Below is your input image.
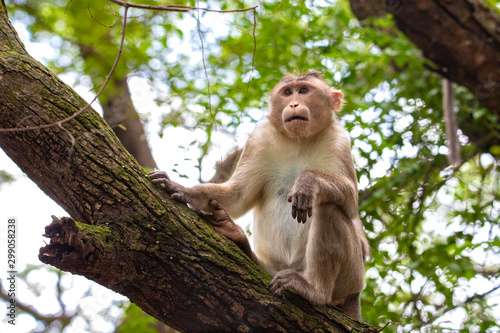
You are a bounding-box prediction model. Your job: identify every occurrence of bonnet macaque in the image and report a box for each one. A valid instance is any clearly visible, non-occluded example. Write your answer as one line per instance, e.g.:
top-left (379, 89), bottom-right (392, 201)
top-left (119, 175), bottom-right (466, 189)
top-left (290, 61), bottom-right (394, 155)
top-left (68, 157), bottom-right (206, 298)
top-left (150, 71), bottom-right (369, 319)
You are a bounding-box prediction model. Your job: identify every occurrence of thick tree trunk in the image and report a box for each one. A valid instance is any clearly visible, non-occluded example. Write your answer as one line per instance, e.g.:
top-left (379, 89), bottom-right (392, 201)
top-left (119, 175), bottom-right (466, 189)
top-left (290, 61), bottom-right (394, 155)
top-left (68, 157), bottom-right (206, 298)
top-left (349, 0), bottom-right (500, 120)
top-left (0, 3), bottom-right (376, 332)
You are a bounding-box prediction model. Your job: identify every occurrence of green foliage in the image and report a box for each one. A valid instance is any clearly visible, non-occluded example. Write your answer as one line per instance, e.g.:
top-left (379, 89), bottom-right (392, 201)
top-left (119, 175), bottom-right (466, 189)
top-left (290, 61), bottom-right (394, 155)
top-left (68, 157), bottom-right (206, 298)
top-left (7, 0), bottom-right (179, 102)
top-left (0, 169), bottom-right (15, 187)
top-left (116, 303), bottom-right (164, 333)
top-left (7, 0), bottom-right (500, 331)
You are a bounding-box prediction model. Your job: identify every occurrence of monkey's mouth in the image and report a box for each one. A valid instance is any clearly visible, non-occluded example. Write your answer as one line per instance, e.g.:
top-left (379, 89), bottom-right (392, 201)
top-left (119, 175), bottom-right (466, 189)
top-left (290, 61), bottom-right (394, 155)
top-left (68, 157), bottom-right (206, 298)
top-left (285, 116), bottom-right (308, 122)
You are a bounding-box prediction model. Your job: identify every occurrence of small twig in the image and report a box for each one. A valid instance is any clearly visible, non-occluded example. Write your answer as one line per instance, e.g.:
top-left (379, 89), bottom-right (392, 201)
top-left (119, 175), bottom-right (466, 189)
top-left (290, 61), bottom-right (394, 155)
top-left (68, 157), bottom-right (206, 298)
top-left (378, 321), bottom-right (400, 332)
top-left (243, 7), bottom-right (257, 103)
top-left (109, 0), bottom-right (258, 14)
top-left (196, 2), bottom-right (213, 122)
top-left (58, 122), bottom-right (76, 153)
top-left (64, 0), bottom-right (73, 14)
top-left (87, 0), bottom-right (116, 28)
top-left (431, 283), bottom-right (500, 320)
top-left (15, 114), bottom-right (34, 128)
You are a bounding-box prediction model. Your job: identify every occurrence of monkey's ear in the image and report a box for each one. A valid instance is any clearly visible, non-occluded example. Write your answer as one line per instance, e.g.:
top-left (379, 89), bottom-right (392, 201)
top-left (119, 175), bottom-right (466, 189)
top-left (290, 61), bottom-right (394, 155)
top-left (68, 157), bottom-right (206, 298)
top-left (331, 89), bottom-right (344, 112)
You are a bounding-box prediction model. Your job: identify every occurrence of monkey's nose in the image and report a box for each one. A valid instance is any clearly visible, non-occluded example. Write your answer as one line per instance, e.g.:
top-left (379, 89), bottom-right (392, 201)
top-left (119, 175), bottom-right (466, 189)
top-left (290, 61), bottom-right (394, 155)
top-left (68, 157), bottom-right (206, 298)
top-left (290, 101), bottom-right (299, 108)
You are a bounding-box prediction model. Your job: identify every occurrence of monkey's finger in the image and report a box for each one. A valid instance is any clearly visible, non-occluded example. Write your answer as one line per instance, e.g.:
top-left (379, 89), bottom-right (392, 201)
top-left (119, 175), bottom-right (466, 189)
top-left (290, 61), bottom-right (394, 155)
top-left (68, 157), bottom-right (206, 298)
top-left (297, 194), bottom-right (305, 211)
top-left (295, 208), bottom-right (302, 223)
top-left (161, 180), bottom-right (183, 194)
top-left (149, 170), bottom-right (170, 180)
top-left (298, 197), bottom-right (312, 222)
top-left (289, 195), bottom-right (298, 219)
top-left (304, 197), bottom-right (313, 220)
top-left (269, 279), bottom-right (284, 295)
top-left (269, 270), bottom-right (296, 295)
top-left (296, 195), bottom-right (306, 221)
top-left (297, 195), bottom-right (309, 223)
top-left (299, 210), bottom-right (307, 223)
top-left (151, 177), bottom-right (177, 192)
top-left (209, 199), bottom-right (220, 209)
top-left (212, 209), bottom-right (230, 223)
top-left (171, 193), bottom-right (186, 202)
top-left (151, 178), bottom-right (169, 186)
top-left (269, 284), bottom-right (283, 295)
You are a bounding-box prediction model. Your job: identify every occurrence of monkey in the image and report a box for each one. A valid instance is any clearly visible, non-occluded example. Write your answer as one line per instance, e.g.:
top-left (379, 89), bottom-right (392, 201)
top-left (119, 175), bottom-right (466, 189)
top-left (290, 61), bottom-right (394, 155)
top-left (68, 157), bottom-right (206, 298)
top-left (149, 71), bottom-right (369, 320)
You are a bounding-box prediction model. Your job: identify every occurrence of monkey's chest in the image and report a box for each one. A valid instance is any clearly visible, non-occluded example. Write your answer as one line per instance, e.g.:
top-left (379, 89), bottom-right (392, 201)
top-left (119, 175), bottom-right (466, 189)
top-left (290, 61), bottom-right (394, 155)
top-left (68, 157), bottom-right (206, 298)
top-left (254, 197), bottom-right (310, 271)
top-left (254, 149), bottom-right (334, 270)
top-left (253, 167), bottom-right (313, 271)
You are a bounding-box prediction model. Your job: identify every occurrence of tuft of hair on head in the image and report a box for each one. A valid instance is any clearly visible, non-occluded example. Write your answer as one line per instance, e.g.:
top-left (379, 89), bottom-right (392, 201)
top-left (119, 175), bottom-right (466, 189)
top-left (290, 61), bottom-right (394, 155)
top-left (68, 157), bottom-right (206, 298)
top-left (299, 70), bottom-right (323, 80)
top-left (279, 70), bottom-right (325, 84)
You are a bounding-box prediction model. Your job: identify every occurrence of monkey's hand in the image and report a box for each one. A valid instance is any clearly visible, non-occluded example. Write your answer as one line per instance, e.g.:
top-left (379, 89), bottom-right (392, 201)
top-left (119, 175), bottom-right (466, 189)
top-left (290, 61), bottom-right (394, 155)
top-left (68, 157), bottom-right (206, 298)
top-left (288, 172), bottom-right (317, 223)
top-left (202, 200), bottom-right (253, 258)
top-left (149, 170), bottom-right (187, 199)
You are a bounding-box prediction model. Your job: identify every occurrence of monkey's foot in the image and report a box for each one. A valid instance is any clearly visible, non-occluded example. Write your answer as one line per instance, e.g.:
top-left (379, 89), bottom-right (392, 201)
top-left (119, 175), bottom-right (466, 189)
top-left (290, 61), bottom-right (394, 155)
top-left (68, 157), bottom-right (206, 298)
top-left (269, 269), bottom-right (309, 295)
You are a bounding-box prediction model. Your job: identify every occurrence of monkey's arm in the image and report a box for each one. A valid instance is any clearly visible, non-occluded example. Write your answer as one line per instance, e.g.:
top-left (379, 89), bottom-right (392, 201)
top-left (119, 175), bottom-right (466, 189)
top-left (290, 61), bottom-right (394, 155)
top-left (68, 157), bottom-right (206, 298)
top-left (149, 141), bottom-right (264, 218)
top-left (288, 170), bottom-right (358, 223)
top-left (149, 171), bottom-right (237, 214)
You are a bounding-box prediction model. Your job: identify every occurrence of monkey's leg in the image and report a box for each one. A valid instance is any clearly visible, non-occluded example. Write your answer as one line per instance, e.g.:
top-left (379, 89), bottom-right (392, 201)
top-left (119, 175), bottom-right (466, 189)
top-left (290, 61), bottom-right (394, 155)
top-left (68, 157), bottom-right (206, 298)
top-left (301, 206), bottom-right (343, 305)
top-left (336, 292), bottom-right (361, 320)
top-left (269, 208), bottom-right (342, 305)
top-left (201, 200), bottom-right (254, 259)
top-left (308, 206), bottom-right (364, 319)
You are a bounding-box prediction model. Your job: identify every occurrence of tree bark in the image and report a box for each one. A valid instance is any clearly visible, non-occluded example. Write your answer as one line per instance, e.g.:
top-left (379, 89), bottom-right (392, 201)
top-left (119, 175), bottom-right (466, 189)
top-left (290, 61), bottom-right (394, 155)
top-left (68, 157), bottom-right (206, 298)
top-left (101, 75), bottom-right (158, 170)
top-left (349, 0), bottom-right (500, 120)
top-left (0, 3), bottom-right (376, 332)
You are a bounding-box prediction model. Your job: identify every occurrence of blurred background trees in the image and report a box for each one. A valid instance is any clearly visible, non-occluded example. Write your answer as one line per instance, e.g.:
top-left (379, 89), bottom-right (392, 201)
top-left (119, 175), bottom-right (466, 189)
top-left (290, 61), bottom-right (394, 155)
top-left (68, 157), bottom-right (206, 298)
top-left (1, 0), bottom-right (499, 332)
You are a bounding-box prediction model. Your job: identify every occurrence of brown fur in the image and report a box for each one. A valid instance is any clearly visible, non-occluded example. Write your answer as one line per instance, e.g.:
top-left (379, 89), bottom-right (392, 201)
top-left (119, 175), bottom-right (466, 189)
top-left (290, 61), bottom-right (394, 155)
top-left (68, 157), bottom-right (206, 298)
top-left (149, 72), bottom-right (369, 319)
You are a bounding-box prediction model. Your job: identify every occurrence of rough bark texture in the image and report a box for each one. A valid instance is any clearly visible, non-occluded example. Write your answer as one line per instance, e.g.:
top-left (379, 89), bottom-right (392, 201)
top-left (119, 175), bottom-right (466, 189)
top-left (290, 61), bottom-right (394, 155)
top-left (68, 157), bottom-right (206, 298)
top-left (0, 3), bottom-right (376, 332)
top-left (349, 0), bottom-right (500, 120)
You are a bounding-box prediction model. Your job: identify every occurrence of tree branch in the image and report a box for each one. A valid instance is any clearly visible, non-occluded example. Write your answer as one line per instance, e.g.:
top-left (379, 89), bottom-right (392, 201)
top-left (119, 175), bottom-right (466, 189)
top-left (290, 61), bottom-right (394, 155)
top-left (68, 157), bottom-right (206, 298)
top-left (109, 0), bottom-right (258, 14)
top-left (0, 282), bottom-right (72, 327)
top-left (349, 0), bottom-right (500, 120)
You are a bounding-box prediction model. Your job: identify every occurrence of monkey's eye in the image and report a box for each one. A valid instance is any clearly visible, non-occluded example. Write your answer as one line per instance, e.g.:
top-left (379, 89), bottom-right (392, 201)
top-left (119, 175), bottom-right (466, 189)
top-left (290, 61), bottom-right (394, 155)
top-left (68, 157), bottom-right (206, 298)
top-left (284, 89), bottom-right (293, 96)
top-left (299, 87), bottom-right (308, 94)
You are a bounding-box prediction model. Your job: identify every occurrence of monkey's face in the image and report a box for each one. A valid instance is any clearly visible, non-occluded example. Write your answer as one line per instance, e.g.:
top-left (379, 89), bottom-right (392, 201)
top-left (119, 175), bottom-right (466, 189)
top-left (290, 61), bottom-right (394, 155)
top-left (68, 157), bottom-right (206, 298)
top-left (268, 76), bottom-right (344, 138)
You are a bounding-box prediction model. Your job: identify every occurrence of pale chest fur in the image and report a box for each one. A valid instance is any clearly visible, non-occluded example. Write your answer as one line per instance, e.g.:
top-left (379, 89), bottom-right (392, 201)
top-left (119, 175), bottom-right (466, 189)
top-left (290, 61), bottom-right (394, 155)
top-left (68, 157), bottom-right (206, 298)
top-left (251, 122), bottom-right (349, 273)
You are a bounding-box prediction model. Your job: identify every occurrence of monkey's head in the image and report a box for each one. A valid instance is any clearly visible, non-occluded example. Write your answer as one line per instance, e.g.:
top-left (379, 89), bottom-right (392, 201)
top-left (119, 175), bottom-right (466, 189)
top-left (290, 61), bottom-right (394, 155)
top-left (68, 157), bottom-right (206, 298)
top-left (268, 71), bottom-right (344, 138)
